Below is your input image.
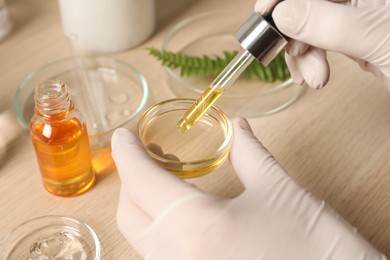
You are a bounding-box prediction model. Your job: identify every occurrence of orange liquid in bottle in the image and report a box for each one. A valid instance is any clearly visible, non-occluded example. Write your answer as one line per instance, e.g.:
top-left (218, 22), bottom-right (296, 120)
top-left (31, 117), bottom-right (95, 196)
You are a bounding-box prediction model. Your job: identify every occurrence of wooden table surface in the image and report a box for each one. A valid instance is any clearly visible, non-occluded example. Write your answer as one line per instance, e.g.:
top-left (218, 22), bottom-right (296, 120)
top-left (1, 0), bottom-right (389, 258)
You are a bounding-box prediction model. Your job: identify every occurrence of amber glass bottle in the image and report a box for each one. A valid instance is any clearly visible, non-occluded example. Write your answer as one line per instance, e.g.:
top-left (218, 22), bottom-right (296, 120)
top-left (30, 80), bottom-right (95, 196)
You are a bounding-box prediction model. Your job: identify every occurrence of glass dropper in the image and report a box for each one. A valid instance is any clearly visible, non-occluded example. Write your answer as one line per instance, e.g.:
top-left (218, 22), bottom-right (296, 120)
top-left (177, 12), bottom-right (287, 133)
top-left (177, 49), bottom-right (254, 132)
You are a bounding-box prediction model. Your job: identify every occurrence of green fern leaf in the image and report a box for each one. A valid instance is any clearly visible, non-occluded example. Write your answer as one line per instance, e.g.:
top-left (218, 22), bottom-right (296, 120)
top-left (146, 47), bottom-right (290, 83)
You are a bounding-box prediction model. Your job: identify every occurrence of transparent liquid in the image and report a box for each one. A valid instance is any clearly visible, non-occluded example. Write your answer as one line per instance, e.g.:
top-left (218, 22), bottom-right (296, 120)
top-left (31, 118), bottom-right (95, 196)
top-left (140, 108), bottom-right (228, 178)
top-left (28, 232), bottom-right (87, 260)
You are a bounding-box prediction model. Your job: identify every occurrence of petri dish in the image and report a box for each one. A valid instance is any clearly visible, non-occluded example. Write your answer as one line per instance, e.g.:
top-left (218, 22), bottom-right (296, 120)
top-left (14, 55), bottom-right (149, 150)
top-left (162, 10), bottom-right (306, 118)
top-left (137, 98), bottom-right (232, 178)
top-left (0, 215), bottom-right (101, 260)
top-left (13, 56), bottom-right (149, 174)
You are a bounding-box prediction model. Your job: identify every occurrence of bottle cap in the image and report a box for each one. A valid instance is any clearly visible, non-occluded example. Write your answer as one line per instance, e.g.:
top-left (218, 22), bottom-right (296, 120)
top-left (234, 12), bottom-right (287, 66)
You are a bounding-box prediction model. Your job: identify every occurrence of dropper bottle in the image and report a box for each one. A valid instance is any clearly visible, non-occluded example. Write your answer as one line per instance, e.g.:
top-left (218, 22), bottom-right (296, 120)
top-left (177, 12), bottom-right (287, 132)
top-left (30, 80), bottom-right (95, 196)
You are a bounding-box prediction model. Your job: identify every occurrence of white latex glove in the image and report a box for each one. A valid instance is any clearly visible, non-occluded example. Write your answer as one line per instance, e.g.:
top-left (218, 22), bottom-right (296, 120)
top-left (111, 118), bottom-right (386, 259)
top-left (255, 0), bottom-right (390, 89)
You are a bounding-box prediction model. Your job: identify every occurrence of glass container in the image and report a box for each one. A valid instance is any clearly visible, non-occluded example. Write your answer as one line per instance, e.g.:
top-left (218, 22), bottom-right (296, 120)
top-left (30, 80), bottom-right (95, 196)
top-left (0, 215), bottom-right (101, 260)
top-left (14, 56), bottom-right (149, 174)
top-left (137, 98), bottom-right (232, 178)
top-left (162, 10), bottom-right (305, 118)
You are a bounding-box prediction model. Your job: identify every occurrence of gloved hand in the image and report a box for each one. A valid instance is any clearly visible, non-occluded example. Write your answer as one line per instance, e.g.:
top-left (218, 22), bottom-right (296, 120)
top-left (111, 118), bottom-right (386, 259)
top-left (255, 0), bottom-right (390, 89)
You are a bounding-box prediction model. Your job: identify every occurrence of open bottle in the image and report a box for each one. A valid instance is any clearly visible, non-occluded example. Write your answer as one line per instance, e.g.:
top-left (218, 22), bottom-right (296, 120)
top-left (30, 80), bottom-right (95, 196)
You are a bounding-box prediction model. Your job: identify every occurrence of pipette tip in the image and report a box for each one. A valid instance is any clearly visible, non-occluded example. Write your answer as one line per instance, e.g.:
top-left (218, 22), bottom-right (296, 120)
top-left (177, 119), bottom-right (191, 133)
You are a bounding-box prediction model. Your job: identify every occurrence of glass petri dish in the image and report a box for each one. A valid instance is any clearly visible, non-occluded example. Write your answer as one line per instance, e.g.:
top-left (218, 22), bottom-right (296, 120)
top-left (137, 98), bottom-right (232, 178)
top-left (14, 56), bottom-right (149, 174)
top-left (162, 10), bottom-right (306, 118)
top-left (14, 56), bottom-right (149, 150)
top-left (0, 215), bottom-right (101, 260)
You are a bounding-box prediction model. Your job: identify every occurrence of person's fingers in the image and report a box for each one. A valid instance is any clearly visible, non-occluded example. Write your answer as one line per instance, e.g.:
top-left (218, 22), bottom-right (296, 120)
top-left (255, 0), bottom-right (349, 13)
top-left (285, 39), bottom-right (310, 57)
top-left (255, 0), bottom-right (310, 59)
top-left (288, 47), bottom-right (330, 89)
top-left (111, 128), bottom-right (201, 218)
top-left (284, 53), bottom-right (305, 86)
top-left (272, 0), bottom-right (389, 60)
top-left (116, 186), bottom-right (152, 255)
top-left (229, 118), bottom-right (292, 192)
top-left (352, 0), bottom-right (387, 8)
top-left (254, 0), bottom-right (280, 15)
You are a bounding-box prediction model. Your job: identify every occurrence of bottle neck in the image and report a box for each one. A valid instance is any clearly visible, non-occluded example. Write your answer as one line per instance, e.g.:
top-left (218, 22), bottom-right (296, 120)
top-left (34, 80), bottom-right (74, 119)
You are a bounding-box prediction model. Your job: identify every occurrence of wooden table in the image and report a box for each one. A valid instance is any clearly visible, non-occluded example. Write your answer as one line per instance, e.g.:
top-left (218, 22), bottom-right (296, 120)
top-left (1, 0), bottom-right (389, 258)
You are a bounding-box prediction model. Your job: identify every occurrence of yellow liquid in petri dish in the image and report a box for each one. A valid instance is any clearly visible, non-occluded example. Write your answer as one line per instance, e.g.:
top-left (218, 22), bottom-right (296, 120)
top-left (140, 108), bottom-right (229, 178)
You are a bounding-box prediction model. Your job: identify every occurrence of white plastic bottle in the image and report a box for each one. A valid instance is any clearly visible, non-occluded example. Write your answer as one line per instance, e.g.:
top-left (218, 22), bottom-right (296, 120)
top-left (0, 0), bottom-right (11, 42)
top-left (58, 0), bottom-right (155, 52)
